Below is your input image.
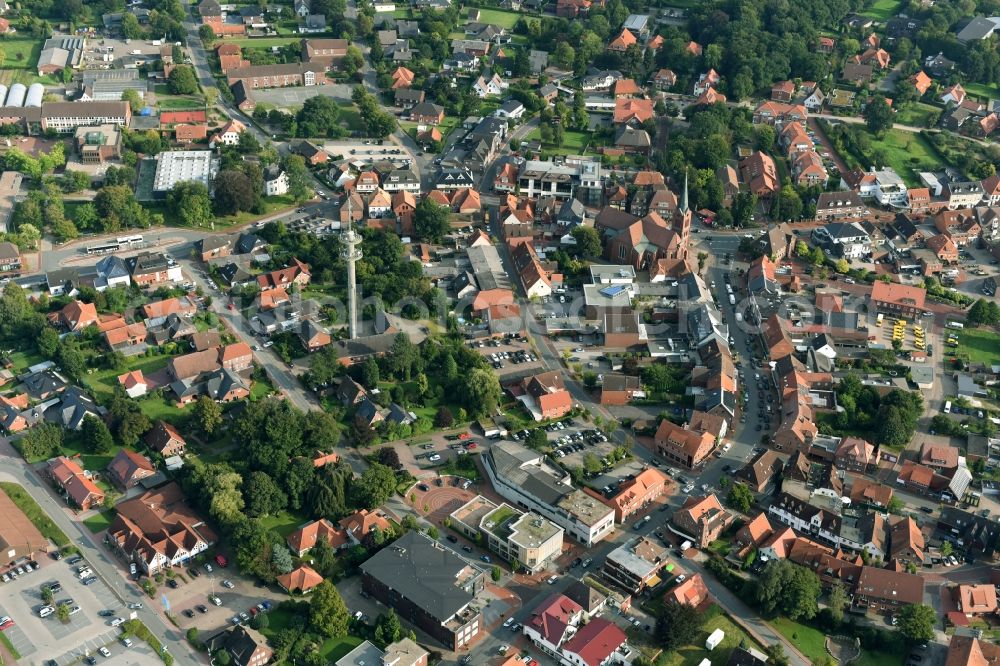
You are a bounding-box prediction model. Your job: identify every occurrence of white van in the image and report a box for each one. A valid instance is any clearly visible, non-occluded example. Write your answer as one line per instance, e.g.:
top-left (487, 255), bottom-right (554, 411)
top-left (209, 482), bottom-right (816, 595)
top-left (947, 321), bottom-right (964, 330)
top-left (944, 400), bottom-right (952, 414)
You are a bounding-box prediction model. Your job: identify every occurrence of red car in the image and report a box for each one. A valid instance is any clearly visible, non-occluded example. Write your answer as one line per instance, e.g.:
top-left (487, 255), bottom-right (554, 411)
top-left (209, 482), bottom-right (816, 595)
top-left (466, 442), bottom-right (477, 450)
top-left (0, 616), bottom-right (14, 631)
top-left (458, 432), bottom-right (470, 440)
top-left (215, 555), bottom-right (228, 567)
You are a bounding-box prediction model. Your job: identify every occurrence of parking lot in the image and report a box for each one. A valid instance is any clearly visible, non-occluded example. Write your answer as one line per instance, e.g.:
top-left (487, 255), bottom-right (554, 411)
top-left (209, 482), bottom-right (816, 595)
top-left (322, 140), bottom-right (417, 166)
top-left (157, 562), bottom-right (285, 637)
top-left (252, 81), bottom-right (354, 108)
top-left (0, 554), bottom-right (136, 664)
top-left (467, 336), bottom-right (543, 377)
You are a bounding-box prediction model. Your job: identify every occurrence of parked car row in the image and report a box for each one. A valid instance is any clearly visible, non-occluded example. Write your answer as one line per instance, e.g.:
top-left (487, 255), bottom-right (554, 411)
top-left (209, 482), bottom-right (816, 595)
top-left (1, 560), bottom-right (38, 583)
top-left (229, 600), bottom-right (272, 626)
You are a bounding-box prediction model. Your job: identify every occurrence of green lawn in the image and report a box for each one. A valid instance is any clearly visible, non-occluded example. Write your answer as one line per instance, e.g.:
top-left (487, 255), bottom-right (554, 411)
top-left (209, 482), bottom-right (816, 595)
top-left (320, 636), bottom-right (364, 661)
top-left (957, 328), bottom-right (1000, 365)
top-left (662, 607), bottom-right (764, 666)
top-left (770, 616), bottom-right (826, 663)
top-left (86, 354), bottom-right (171, 401)
top-left (0, 37), bottom-right (43, 71)
top-left (59, 430), bottom-right (122, 473)
top-left (894, 102), bottom-right (940, 128)
top-left (962, 82), bottom-right (1000, 102)
top-left (158, 96), bottom-right (207, 110)
top-left (82, 510), bottom-right (115, 534)
top-left (338, 105), bottom-right (365, 132)
top-left (771, 616), bottom-right (901, 666)
top-left (860, 0), bottom-right (901, 20)
top-left (467, 7), bottom-right (522, 28)
top-left (869, 129), bottom-right (944, 187)
top-left (6, 350), bottom-right (44, 374)
top-left (259, 510), bottom-right (309, 539)
top-left (0, 482), bottom-right (70, 547)
top-left (525, 128), bottom-right (594, 155)
top-left (145, 194), bottom-right (295, 228)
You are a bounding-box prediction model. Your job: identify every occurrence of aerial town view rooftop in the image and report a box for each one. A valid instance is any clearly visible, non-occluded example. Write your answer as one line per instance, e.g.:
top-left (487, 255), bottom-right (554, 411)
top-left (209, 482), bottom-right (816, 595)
top-left (0, 0), bottom-right (999, 665)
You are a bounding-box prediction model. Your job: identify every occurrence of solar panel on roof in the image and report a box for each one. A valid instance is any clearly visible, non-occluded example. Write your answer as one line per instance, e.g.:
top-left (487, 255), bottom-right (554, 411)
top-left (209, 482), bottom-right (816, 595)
top-left (600, 285), bottom-right (626, 297)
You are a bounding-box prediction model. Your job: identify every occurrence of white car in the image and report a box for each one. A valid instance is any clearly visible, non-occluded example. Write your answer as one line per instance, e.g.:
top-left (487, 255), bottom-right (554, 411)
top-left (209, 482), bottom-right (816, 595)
top-left (38, 606), bottom-right (54, 618)
top-left (204, 563), bottom-right (213, 573)
top-left (675, 574), bottom-right (686, 584)
top-left (121, 637), bottom-right (133, 648)
top-left (428, 454), bottom-right (441, 462)
top-left (99, 647), bottom-right (111, 658)
top-left (499, 645), bottom-right (510, 655)
top-left (503, 617), bottom-right (514, 628)
top-left (222, 580), bottom-right (235, 589)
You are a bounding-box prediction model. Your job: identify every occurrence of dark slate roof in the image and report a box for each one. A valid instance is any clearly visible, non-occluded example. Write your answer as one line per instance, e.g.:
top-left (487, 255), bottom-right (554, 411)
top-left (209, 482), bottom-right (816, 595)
top-left (360, 530), bottom-right (483, 621)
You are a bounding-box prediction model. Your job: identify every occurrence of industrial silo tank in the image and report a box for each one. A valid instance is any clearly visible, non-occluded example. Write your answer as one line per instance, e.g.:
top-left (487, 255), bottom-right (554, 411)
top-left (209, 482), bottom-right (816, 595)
top-left (24, 83), bottom-right (43, 108)
top-left (5, 84), bottom-right (26, 108)
top-left (0, 86), bottom-right (9, 108)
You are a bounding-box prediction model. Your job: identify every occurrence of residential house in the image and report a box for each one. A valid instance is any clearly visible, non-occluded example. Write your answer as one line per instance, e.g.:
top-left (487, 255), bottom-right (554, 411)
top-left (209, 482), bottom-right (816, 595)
top-left (107, 448), bottom-right (156, 490)
top-left (596, 469), bottom-right (666, 523)
top-left (672, 494), bottom-right (733, 548)
top-left (145, 420), bottom-right (186, 457)
top-left (654, 418), bottom-right (716, 470)
top-left (736, 450), bottom-right (784, 493)
top-left (108, 482), bottom-right (216, 575)
top-left (869, 281), bottom-right (926, 319)
top-left (204, 626), bottom-right (272, 666)
top-left (519, 371), bottom-right (572, 421)
top-left (46, 456), bottom-right (105, 510)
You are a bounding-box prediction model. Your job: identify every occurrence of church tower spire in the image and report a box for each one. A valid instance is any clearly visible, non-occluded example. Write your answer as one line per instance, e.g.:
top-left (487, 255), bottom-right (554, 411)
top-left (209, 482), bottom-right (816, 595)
top-left (679, 169), bottom-right (689, 214)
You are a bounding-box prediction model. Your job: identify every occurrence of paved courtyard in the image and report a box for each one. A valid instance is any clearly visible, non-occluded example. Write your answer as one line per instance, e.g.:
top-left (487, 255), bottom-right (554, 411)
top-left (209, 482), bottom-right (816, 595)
top-left (252, 82), bottom-right (354, 107)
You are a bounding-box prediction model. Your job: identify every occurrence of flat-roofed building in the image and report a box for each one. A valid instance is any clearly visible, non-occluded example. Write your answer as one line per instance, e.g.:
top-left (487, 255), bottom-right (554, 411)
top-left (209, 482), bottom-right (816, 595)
top-left (450, 495), bottom-right (563, 572)
top-left (602, 536), bottom-right (670, 594)
top-left (152, 151), bottom-right (220, 196)
top-left (484, 441), bottom-right (615, 546)
top-left (360, 530), bottom-right (486, 651)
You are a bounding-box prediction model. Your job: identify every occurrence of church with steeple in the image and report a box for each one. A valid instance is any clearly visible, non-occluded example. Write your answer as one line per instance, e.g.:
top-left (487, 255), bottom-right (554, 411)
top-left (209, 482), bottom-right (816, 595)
top-left (594, 173), bottom-right (692, 271)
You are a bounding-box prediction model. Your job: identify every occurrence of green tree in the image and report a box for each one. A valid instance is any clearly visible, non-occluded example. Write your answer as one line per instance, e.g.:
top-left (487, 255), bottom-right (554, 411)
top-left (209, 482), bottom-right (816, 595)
top-left (56, 603), bottom-right (70, 622)
top-left (117, 410), bottom-right (151, 448)
top-left (283, 155), bottom-right (312, 203)
top-left (213, 170), bottom-right (256, 215)
top-left (864, 96), bottom-right (894, 136)
top-left (41, 586), bottom-right (53, 604)
top-left (827, 582), bottom-right (848, 624)
top-left (193, 396), bottom-right (223, 435)
top-left (295, 95), bottom-right (343, 138)
top-left (270, 543), bottom-right (294, 574)
top-left (491, 565), bottom-right (502, 581)
top-left (309, 581), bottom-right (350, 638)
top-left (462, 368), bottom-right (502, 418)
top-left (81, 414), bottom-right (114, 454)
top-left (243, 471), bottom-right (288, 517)
top-left (727, 482), bottom-right (754, 513)
top-left (753, 559), bottom-right (821, 620)
top-left (525, 428), bottom-right (548, 450)
top-left (168, 181), bottom-right (213, 228)
top-left (352, 462), bottom-right (397, 509)
top-left (168, 66), bottom-right (199, 95)
top-left (374, 609), bottom-right (403, 647)
top-left (121, 89), bottom-right (143, 113)
top-left (968, 299), bottom-right (1000, 326)
top-left (940, 540), bottom-right (953, 558)
top-left (414, 197), bottom-right (450, 243)
top-left (571, 225), bottom-right (602, 258)
top-left (897, 604), bottom-right (936, 643)
top-left (834, 258), bottom-right (850, 274)
top-left (655, 601), bottom-right (704, 650)
top-left (18, 422), bottom-right (63, 461)
top-left (199, 24), bottom-right (216, 43)
top-left (121, 13), bottom-right (144, 39)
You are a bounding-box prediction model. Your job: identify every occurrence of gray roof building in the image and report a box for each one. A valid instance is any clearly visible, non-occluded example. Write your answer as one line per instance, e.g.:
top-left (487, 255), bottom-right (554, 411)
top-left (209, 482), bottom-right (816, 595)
top-left (360, 530), bottom-right (485, 624)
